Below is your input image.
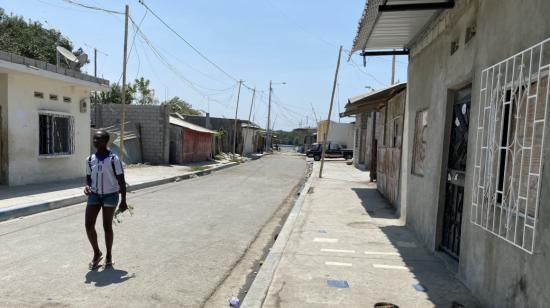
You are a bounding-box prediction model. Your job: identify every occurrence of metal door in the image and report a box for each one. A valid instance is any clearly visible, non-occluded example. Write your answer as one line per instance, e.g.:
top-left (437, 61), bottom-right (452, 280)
top-left (441, 86), bottom-right (471, 258)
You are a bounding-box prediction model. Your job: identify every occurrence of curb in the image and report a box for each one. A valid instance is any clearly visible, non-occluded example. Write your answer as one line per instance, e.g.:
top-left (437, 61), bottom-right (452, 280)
top-left (241, 164), bottom-right (314, 308)
top-left (0, 162), bottom-right (239, 223)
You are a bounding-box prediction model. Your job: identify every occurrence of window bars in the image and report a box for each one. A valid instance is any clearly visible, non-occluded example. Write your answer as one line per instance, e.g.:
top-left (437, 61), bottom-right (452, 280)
top-left (471, 38), bottom-right (550, 253)
top-left (39, 112), bottom-right (75, 156)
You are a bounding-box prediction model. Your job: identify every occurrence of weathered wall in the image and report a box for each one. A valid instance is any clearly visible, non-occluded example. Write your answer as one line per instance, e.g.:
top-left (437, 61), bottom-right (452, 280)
top-left (7, 73), bottom-right (91, 186)
top-left (183, 115), bottom-right (241, 153)
top-left (403, 0), bottom-right (550, 306)
top-left (0, 74), bottom-right (7, 184)
top-left (242, 127), bottom-right (256, 155)
top-left (317, 120), bottom-right (355, 149)
top-left (376, 91), bottom-right (406, 213)
top-left (94, 104), bottom-right (169, 164)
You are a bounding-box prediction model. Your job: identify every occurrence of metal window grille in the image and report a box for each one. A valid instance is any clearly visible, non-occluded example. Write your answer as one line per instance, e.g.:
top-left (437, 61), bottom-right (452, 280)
top-left (471, 38), bottom-right (550, 253)
top-left (38, 112), bottom-right (74, 156)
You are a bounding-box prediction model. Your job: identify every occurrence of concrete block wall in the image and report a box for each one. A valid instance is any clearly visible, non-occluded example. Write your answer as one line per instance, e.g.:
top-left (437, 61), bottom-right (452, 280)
top-left (93, 104), bottom-right (169, 164)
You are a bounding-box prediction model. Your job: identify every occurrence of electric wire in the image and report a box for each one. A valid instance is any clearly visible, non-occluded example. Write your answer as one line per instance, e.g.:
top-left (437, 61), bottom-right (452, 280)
top-left (61, 0), bottom-right (124, 14)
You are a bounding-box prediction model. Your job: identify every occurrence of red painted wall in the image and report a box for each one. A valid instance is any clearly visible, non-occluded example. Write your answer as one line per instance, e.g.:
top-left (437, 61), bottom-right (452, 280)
top-left (181, 128), bottom-right (213, 162)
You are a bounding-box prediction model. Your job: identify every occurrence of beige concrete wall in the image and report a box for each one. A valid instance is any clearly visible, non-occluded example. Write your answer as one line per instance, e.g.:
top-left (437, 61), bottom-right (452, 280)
top-left (0, 74), bottom-right (7, 184)
top-left (242, 127), bottom-right (256, 155)
top-left (402, 0), bottom-right (550, 306)
top-left (317, 120), bottom-right (355, 149)
top-left (6, 73), bottom-right (91, 185)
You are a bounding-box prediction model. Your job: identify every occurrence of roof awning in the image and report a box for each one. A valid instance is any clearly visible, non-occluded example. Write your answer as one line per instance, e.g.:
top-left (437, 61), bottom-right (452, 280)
top-left (351, 0), bottom-right (454, 53)
top-left (169, 116), bottom-right (217, 134)
top-left (342, 83), bottom-right (406, 116)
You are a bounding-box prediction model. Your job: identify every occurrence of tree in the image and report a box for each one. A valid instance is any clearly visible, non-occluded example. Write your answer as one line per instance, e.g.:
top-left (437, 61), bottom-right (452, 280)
top-left (0, 8), bottom-right (88, 70)
top-left (163, 96), bottom-right (202, 115)
top-left (133, 77), bottom-right (155, 105)
top-left (91, 83), bottom-right (135, 105)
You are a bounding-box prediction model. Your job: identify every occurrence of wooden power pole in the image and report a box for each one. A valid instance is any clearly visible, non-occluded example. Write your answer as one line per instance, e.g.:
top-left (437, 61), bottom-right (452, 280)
top-left (391, 49), bottom-right (396, 84)
top-left (119, 4), bottom-right (129, 160)
top-left (94, 48), bottom-right (97, 78)
top-left (319, 46), bottom-right (343, 178)
top-left (241, 88), bottom-right (256, 157)
top-left (232, 80), bottom-right (244, 158)
top-left (266, 80), bottom-right (273, 152)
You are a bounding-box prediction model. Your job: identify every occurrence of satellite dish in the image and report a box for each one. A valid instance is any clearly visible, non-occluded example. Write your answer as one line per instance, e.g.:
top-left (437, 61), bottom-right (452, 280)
top-left (77, 52), bottom-right (88, 69)
top-left (56, 46), bottom-right (78, 63)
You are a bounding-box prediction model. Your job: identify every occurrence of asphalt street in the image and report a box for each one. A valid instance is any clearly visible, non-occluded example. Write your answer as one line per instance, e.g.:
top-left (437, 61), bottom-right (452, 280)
top-left (0, 155), bottom-right (306, 307)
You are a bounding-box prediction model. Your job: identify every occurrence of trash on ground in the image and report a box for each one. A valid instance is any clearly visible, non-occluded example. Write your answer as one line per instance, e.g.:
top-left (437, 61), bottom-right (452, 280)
top-left (229, 296), bottom-right (240, 306)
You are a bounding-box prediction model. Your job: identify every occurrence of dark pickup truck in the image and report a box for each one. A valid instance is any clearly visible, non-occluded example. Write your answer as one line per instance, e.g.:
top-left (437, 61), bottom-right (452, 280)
top-left (306, 143), bottom-right (353, 161)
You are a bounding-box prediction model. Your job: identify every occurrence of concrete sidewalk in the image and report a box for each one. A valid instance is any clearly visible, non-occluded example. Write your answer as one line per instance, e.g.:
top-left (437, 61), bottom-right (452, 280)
top-left (244, 160), bottom-right (478, 307)
top-left (0, 160), bottom-right (237, 221)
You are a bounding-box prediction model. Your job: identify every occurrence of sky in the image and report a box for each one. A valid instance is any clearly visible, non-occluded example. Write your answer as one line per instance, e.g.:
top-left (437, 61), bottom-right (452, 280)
top-left (0, 0), bottom-right (408, 130)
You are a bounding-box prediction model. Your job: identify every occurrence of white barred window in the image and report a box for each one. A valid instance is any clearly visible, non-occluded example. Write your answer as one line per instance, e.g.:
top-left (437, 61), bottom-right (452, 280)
top-left (471, 38), bottom-right (550, 253)
top-left (39, 111), bottom-right (74, 156)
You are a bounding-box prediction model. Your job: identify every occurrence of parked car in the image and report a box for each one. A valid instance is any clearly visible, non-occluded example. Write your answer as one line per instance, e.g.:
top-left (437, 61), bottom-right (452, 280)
top-left (306, 143), bottom-right (353, 161)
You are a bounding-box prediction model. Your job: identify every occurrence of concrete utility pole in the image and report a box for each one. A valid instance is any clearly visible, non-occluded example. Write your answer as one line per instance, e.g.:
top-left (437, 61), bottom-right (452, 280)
top-left (319, 45), bottom-right (343, 178)
top-left (241, 88), bottom-right (256, 157)
top-left (232, 80), bottom-right (244, 158)
top-left (266, 80), bottom-right (273, 152)
top-left (119, 4), bottom-right (129, 160)
top-left (391, 49), bottom-right (396, 85)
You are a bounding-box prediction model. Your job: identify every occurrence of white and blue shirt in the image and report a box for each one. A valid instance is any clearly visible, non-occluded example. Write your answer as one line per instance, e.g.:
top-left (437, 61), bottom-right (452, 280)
top-left (86, 150), bottom-right (124, 195)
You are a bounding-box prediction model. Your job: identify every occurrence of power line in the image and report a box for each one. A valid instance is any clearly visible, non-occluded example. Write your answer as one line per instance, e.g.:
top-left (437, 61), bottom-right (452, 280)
top-left (61, 0), bottom-right (124, 14)
top-left (138, 0), bottom-right (239, 83)
top-left (349, 57), bottom-right (387, 87)
top-left (129, 16), bottom-right (239, 98)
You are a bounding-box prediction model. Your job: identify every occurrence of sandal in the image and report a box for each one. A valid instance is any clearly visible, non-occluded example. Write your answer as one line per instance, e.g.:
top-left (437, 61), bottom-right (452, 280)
top-left (104, 260), bottom-right (115, 268)
top-left (88, 252), bottom-right (103, 270)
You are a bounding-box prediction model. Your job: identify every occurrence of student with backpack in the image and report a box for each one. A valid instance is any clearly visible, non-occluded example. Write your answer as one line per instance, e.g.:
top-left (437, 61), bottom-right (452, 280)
top-left (84, 130), bottom-right (127, 269)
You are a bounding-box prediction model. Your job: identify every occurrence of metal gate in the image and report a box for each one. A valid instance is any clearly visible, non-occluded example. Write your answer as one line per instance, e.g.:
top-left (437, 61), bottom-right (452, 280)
top-left (441, 87), bottom-right (471, 258)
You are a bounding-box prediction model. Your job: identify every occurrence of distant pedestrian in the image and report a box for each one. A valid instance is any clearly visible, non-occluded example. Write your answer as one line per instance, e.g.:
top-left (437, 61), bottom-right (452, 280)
top-left (84, 130), bottom-right (127, 269)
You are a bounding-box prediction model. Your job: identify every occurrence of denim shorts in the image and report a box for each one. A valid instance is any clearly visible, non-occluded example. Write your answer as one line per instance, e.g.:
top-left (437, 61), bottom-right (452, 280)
top-left (87, 192), bottom-right (119, 207)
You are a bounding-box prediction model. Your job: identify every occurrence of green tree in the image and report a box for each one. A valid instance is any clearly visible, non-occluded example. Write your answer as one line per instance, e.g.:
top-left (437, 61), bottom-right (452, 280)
top-left (91, 83), bottom-right (135, 105)
top-left (163, 96), bottom-right (202, 115)
top-left (0, 8), bottom-right (88, 70)
top-left (133, 77), bottom-right (155, 105)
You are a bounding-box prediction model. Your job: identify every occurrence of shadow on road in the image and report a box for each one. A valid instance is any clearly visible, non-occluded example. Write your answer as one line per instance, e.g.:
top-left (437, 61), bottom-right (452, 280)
top-left (84, 266), bottom-right (135, 287)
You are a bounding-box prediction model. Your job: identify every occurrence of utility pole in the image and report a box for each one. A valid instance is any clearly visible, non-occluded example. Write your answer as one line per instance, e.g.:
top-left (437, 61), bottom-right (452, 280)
top-left (94, 48), bottom-right (97, 78)
top-left (266, 80), bottom-right (273, 152)
top-left (310, 102), bottom-right (319, 124)
top-left (119, 5), bottom-right (129, 160)
top-left (232, 80), bottom-right (244, 158)
top-left (241, 88), bottom-right (256, 157)
top-left (391, 49), bottom-right (396, 85)
top-left (319, 46), bottom-right (343, 178)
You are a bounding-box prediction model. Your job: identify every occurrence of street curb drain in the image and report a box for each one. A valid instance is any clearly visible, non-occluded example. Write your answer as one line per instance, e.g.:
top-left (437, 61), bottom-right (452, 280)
top-left (0, 162), bottom-right (239, 222)
top-left (241, 163), bottom-right (314, 308)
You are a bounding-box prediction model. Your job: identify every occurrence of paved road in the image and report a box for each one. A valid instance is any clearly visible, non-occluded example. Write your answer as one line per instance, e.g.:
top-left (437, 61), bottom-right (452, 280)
top-left (0, 155), bottom-right (305, 307)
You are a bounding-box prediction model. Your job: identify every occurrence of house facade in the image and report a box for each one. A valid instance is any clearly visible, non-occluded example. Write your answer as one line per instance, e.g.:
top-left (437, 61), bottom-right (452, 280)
top-left (316, 120), bottom-right (354, 149)
top-left (169, 116), bottom-right (216, 163)
top-left (182, 114), bottom-right (262, 155)
top-left (351, 0), bottom-right (550, 306)
top-left (0, 51), bottom-right (108, 186)
top-left (343, 83), bottom-right (407, 212)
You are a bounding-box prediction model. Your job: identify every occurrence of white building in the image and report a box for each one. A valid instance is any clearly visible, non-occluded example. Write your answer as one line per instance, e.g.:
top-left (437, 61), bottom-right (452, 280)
top-left (316, 120), bottom-right (354, 149)
top-left (0, 51), bottom-right (108, 186)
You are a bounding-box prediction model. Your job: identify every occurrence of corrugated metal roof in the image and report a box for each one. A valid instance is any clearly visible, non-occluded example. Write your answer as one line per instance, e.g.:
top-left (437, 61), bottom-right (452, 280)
top-left (169, 116), bottom-right (218, 134)
top-left (351, 0), bottom-right (444, 52)
top-left (343, 82), bottom-right (406, 116)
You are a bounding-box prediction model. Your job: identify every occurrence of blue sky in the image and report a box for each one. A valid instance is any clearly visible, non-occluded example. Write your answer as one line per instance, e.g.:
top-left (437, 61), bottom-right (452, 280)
top-left (1, 0), bottom-right (407, 130)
